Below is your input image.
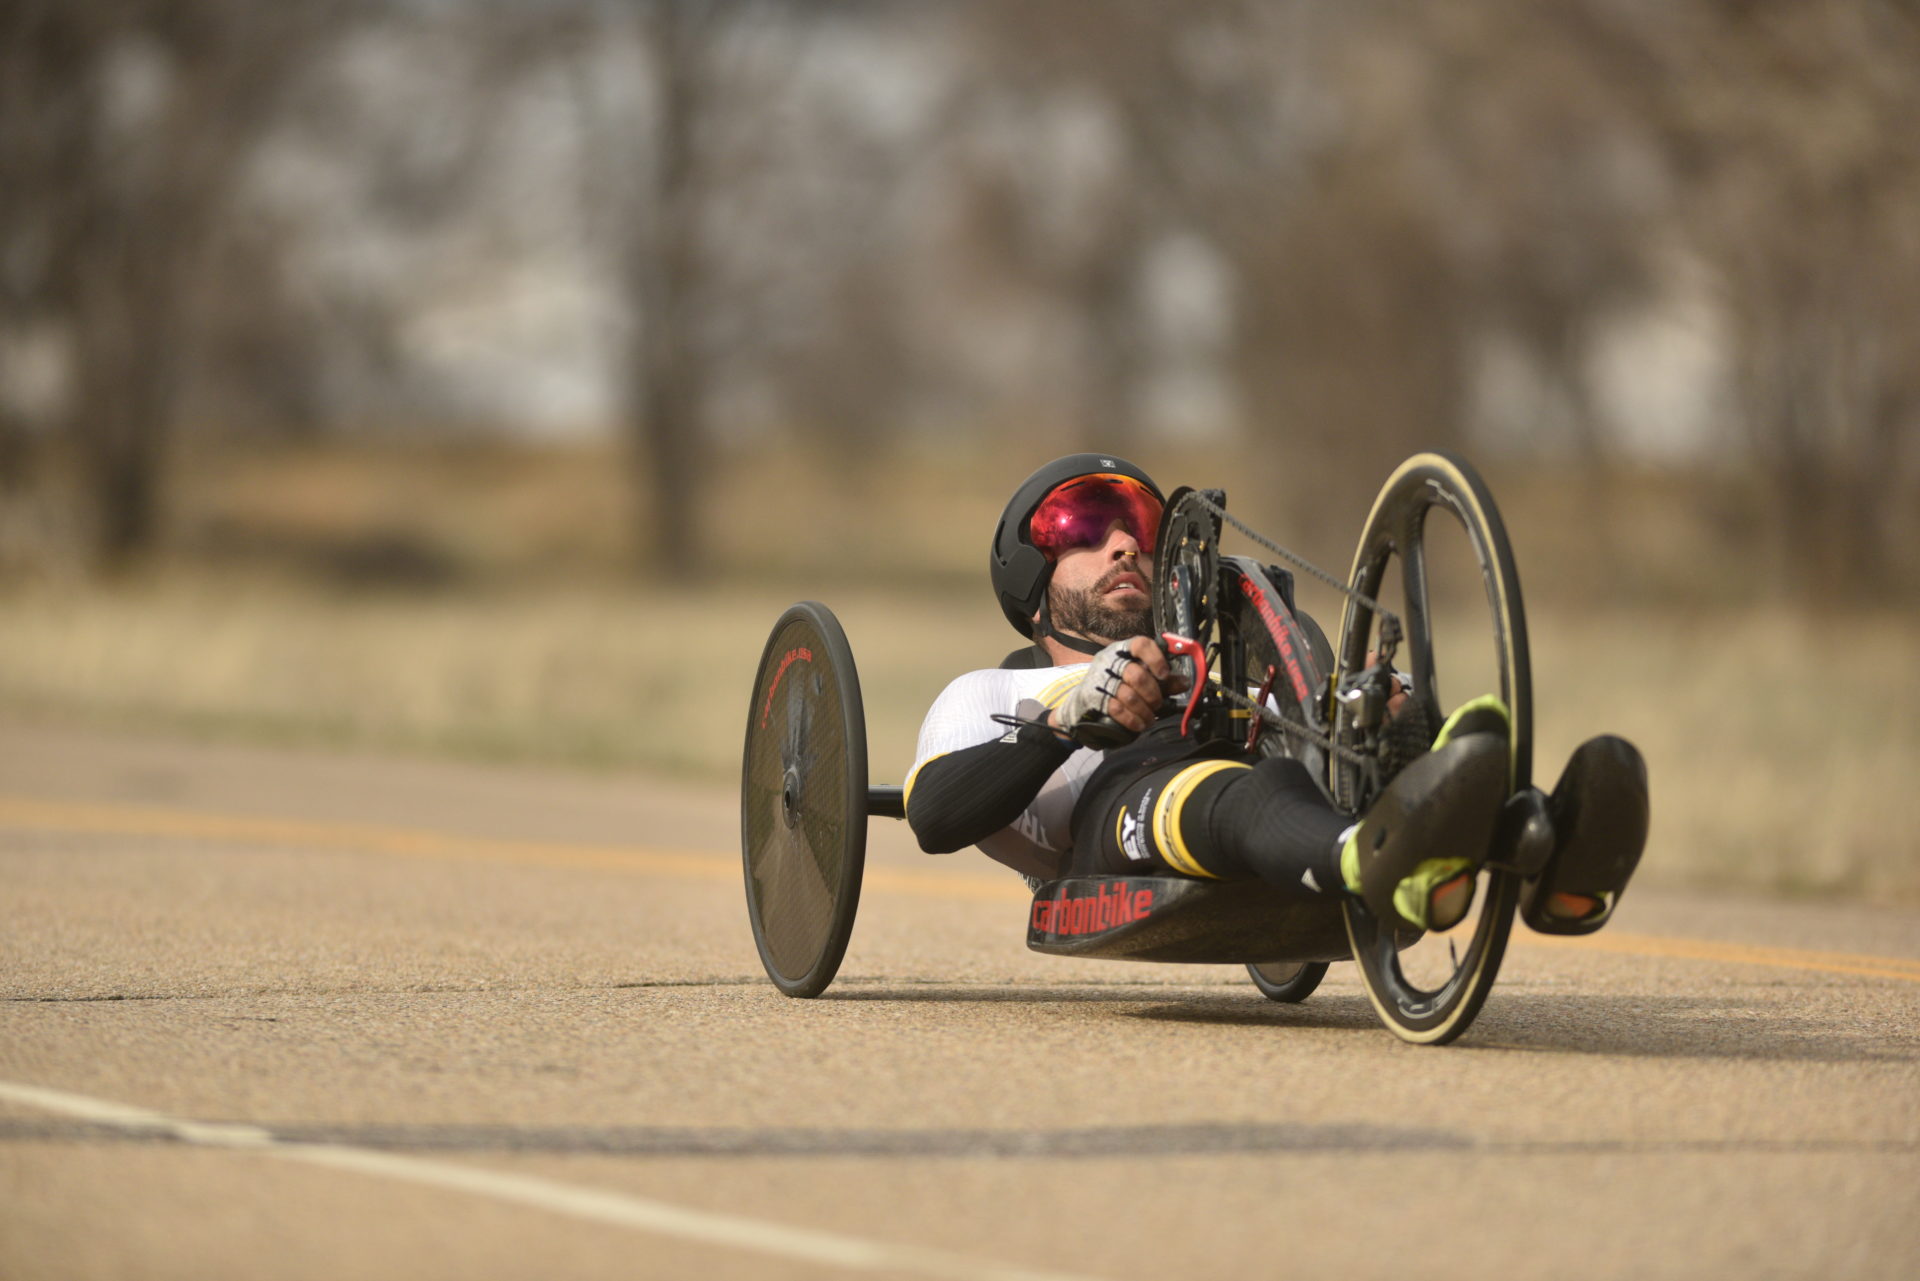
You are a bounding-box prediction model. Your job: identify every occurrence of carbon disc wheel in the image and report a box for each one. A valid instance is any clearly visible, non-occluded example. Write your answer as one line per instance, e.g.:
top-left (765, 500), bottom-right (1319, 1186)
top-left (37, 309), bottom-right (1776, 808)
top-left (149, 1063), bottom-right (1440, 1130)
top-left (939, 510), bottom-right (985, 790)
top-left (1246, 960), bottom-right (1329, 1003)
top-left (1334, 452), bottom-right (1532, 1045)
top-left (741, 602), bottom-right (868, 998)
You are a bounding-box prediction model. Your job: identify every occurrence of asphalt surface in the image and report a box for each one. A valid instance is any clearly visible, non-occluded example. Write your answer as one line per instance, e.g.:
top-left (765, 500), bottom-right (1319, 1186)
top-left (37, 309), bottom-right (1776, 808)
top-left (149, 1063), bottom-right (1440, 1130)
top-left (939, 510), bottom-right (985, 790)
top-left (3, 722), bottom-right (1917, 1281)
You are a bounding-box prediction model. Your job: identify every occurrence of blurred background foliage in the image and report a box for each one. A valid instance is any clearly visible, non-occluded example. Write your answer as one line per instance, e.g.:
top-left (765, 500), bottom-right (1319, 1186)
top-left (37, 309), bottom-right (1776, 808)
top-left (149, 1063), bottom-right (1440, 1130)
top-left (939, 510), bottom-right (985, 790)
top-left (1, 0), bottom-right (1916, 897)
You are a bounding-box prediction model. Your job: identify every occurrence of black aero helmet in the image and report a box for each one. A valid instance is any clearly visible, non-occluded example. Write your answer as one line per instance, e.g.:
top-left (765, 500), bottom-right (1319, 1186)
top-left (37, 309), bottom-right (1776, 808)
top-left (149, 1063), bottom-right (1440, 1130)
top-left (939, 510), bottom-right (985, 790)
top-left (990, 453), bottom-right (1164, 640)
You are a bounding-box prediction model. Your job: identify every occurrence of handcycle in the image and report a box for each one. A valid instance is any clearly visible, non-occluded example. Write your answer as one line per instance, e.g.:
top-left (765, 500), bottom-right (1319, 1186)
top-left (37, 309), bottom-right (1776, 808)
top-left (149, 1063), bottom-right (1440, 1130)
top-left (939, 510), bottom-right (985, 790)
top-left (740, 450), bottom-right (1557, 1045)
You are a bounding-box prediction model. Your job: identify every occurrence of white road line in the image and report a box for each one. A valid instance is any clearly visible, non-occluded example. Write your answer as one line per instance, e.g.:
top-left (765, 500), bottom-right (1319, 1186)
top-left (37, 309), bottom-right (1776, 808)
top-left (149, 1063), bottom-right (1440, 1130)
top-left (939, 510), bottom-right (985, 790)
top-left (0, 1080), bottom-right (1107, 1281)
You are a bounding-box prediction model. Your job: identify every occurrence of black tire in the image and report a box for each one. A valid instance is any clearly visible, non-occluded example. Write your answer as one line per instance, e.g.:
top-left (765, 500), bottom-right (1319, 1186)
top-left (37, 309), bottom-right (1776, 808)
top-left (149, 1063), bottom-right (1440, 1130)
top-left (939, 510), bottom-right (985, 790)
top-left (741, 602), bottom-right (868, 998)
top-left (1334, 452), bottom-right (1532, 1045)
top-left (1246, 960), bottom-right (1329, 1003)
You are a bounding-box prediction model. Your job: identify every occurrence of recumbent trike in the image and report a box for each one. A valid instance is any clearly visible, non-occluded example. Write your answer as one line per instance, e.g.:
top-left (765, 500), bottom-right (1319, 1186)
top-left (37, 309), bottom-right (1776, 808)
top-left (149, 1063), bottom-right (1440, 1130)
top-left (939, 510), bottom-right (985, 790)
top-left (740, 451), bottom-right (1567, 1045)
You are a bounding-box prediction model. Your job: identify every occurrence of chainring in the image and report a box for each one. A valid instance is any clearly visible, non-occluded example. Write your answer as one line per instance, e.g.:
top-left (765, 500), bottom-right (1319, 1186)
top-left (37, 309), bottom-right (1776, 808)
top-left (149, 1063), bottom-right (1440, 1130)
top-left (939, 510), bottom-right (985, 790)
top-left (1151, 487), bottom-right (1226, 663)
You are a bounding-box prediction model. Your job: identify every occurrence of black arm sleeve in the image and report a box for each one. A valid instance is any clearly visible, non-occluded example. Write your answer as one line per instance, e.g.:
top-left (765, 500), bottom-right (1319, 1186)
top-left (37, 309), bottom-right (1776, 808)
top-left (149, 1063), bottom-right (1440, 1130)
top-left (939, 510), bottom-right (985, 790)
top-left (906, 720), bottom-right (1076, 854)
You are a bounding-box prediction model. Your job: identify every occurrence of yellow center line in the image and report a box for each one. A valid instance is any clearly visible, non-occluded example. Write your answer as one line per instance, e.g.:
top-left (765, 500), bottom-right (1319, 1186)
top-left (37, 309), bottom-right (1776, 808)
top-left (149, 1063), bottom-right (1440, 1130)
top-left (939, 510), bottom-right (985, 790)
top-left (0, 795), bottom-right (1024, 903)
top-left (1514, 931), bottom-right (1920, 984)
top-left (3, 794), bottom-right (1914, 977)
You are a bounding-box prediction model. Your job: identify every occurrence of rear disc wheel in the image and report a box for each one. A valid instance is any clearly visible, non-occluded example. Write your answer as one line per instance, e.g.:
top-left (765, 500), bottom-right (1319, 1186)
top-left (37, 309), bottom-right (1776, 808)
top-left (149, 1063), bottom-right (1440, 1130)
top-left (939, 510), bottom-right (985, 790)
top-left (741, 602), bottom-right (868, 998)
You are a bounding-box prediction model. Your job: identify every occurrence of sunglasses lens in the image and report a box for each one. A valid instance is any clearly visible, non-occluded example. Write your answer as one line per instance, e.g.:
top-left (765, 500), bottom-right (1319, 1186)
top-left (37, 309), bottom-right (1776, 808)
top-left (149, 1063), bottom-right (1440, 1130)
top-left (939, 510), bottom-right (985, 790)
top-left (1029, 475), bottom-right (1163, 561)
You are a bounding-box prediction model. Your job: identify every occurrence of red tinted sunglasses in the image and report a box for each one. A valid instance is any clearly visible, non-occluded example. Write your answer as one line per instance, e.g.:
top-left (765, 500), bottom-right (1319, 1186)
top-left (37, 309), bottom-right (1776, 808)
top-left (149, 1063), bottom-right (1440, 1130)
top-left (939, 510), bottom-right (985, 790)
top-left (1029, 474), bottom-right (1163, 561)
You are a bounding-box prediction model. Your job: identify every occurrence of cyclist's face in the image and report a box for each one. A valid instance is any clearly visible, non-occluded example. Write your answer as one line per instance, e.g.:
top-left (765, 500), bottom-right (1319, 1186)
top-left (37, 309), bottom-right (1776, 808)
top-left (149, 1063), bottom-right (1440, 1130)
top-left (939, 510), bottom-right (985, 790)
top-left (1041, 521), bottom-right (1154, 643)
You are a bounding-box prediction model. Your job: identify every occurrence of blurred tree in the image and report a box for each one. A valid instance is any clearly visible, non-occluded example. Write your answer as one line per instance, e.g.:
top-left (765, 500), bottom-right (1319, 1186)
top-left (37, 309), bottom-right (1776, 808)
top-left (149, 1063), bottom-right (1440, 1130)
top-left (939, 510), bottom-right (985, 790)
top-left (0, 0), bottom-right (344, 572)
top-left (583, 0), bottom-right (827, 578)
top-left (4, 0), bottom-right (1907, 603)
top-left (1665, 0), bottom-right (1920, 598)
top-left (959, 3), bottom-right (1497, 529)
top-left (627, 0), bottom-right (711, 581)
top-left (955, 0), bottom-right (1239, 453)
top-left (1564, 0), bottom-right (1920, 597)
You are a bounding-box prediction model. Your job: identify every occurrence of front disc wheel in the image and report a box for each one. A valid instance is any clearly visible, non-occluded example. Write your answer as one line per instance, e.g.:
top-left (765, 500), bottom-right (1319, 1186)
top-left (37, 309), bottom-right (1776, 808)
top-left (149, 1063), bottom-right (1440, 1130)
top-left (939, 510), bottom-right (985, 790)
top-left (1334, 452), bottom-right (1532, 1045)
top-left (1246, 960), bottom-right (1329, 1003)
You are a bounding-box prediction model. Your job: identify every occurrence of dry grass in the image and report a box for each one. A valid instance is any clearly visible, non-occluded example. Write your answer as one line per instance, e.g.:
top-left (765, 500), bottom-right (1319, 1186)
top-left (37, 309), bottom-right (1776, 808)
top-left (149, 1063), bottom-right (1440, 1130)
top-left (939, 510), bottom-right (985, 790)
top-left (1526, 605), bottom-right (1920, 903)
top-left (0, 571), bottom-right (1008, 782)
top-left (0, 566), bottom-right (1914, 902)
top-left (2, 438), bottom-right (1914, 901)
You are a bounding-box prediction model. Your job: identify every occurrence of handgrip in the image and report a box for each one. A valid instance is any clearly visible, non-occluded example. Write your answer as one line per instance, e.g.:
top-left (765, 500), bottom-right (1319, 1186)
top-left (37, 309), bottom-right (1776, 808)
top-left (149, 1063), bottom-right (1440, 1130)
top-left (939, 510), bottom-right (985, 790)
top-left (1161, 632), bottom-right (1209, 737)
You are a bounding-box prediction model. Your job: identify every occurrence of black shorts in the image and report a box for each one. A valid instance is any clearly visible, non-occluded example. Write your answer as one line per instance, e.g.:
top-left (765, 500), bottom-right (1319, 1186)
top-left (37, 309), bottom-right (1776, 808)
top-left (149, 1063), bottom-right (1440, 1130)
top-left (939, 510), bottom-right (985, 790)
top-left (1069, 719), bottom-right (1255, 879)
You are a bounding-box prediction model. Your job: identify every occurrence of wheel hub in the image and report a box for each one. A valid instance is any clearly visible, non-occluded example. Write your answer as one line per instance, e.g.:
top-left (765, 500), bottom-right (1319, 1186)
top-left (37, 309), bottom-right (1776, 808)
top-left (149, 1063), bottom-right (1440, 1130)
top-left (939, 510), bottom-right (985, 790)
top-left (780, 764), bottom-right (801, 829)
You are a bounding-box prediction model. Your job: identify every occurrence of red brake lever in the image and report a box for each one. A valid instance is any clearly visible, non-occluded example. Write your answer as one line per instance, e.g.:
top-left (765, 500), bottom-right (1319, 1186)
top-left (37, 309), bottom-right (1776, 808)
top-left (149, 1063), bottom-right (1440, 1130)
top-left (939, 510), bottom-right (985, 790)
top-left (1160, 632), bottom-right (1209, 738)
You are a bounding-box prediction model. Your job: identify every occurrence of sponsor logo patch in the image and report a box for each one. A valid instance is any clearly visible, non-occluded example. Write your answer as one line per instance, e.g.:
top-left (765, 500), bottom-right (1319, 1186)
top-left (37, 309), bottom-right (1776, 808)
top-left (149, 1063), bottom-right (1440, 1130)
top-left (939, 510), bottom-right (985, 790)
top-left (1031, 881), bottom-right (1156, 936)
top-left (1013, 808), bottom-right (1056, 852)
top-left (759, 646), bottom-right (813, 728)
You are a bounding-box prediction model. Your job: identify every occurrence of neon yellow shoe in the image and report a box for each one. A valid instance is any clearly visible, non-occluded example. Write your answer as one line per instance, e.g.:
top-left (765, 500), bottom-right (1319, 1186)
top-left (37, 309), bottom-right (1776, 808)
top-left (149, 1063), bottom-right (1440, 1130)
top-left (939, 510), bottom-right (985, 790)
top-left (1429, 693), bottom-right (1510, 753)
top-left (1341, 697), bottom-right (1510, 932)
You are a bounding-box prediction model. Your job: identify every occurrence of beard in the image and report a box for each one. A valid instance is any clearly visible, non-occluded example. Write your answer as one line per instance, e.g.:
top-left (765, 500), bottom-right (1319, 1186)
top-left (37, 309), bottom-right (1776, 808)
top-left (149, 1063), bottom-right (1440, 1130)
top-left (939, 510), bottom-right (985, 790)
top-left (1048, 564), bottom-right (1153, 643)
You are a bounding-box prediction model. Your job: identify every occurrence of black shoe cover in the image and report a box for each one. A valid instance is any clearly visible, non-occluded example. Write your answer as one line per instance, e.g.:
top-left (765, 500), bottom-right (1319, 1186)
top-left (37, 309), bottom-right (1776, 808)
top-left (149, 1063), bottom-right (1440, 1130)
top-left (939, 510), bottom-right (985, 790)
top-left (1351, 732), bottom-right (1509, 931)
top-left (1521, 735), bottom-right (1649, 936)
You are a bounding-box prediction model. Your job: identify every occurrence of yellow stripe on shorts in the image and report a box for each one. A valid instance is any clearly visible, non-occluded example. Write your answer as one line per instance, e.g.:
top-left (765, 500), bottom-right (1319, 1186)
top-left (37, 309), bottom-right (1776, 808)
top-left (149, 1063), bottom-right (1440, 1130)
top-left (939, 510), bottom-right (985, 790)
top-left (1150, 759), bottom-right (1251, 878)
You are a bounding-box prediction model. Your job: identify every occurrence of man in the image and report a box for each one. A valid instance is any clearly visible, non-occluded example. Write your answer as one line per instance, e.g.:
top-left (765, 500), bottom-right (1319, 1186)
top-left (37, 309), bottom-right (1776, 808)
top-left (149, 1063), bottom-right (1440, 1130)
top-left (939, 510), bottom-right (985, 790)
top-left (905, 453), bottom-right (1649, 936)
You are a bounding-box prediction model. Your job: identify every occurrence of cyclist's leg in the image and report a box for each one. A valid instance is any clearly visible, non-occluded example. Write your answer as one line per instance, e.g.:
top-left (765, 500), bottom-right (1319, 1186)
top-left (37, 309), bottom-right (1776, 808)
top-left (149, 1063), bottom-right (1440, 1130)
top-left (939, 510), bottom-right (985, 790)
top-left (1070, 703), bottom-right (1513, 931)
top-left (1071, 751), bottom-right (1346, 892)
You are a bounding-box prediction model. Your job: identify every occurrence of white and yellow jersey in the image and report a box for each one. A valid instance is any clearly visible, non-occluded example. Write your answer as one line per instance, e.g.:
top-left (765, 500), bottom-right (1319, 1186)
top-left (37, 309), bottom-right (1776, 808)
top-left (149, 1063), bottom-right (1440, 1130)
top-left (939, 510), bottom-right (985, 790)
top-left (907, 665), bottom-right (1105, 878)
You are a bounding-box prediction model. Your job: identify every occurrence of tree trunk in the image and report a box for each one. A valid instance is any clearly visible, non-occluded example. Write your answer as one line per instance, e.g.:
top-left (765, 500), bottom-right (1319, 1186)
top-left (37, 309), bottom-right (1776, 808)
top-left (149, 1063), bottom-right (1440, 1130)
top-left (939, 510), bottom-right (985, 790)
top-left (629, 0), bottom-right (706, 582)
top-left (67, 207), bottom-right (166, 571)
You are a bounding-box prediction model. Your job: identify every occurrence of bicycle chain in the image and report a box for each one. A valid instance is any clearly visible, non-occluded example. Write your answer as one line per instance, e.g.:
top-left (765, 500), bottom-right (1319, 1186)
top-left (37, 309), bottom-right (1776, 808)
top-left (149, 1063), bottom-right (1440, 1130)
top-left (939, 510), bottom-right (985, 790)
top-left (1212, 681), bottom-right (1375, 767)
top-left (1177, 491), bottom-right (1405, 770)
top-left (1190, 491), bottom-right (1401, 634)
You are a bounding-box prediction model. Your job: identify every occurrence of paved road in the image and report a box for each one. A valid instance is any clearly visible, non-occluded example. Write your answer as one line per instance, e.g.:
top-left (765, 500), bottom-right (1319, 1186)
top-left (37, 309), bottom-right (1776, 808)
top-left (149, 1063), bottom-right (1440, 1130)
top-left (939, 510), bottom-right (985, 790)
top-left (3, 723), bottom-right (1917, 1281)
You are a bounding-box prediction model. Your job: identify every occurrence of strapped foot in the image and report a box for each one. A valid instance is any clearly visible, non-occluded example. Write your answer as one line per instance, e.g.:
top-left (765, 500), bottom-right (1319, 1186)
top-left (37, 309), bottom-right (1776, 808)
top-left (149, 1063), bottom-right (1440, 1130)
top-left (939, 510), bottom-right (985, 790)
top-left (1521, 735), bottom-right (1649, 936)
top-left (1341, 698), bottom-right (1511, 932)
